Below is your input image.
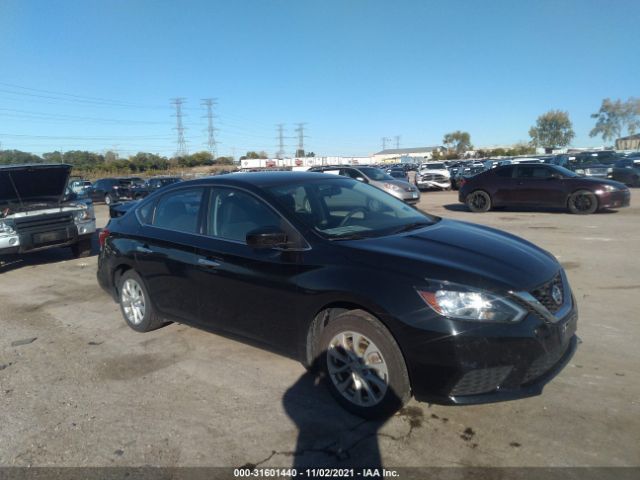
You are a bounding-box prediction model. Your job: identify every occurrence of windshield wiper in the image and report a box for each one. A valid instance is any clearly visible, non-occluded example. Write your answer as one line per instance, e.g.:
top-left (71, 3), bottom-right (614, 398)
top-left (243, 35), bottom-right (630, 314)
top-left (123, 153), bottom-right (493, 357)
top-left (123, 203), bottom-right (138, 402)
top-left (392, 221), bottom-right (431, 234)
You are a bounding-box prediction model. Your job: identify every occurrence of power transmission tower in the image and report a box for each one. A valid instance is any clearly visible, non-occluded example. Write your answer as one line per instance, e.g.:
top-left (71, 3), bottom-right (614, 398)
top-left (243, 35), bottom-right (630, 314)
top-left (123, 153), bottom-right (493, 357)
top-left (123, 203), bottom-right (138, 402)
top-left (394, 135), bottom-right (401, 150)
top-left (171, 97), bottom-right (188, 157)
top-left (276, 124), bottom-right (286, 159)
top-left (201, 98), bottom-right (218, 159)
top-left (294, 123), bottom-right (308, 157)
top-left (382, 137), bottom-right (392, 150)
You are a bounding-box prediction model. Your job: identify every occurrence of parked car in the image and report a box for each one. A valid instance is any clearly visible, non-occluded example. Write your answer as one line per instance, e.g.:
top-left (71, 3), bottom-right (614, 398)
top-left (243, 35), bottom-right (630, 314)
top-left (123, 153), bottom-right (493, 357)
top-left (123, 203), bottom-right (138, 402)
top-left (98, 171), bottom-right (578, 418)
top-left (145, 176), bottom-right (182, 192)
top-left (451, 165), bottom-right (486, 190)
top-left (386, 168), bottom-right (409, 182)
top-left (549, 153), bottom-right (618, 179)
top-left (460, 164), bottom-right (630, 214)
top-left (68, 179), bottom-right (92, 195)
top-left (0, 164), bottom-right (96, 260)
top-left (308, 166), bottom-right (420, 204)
top-left (86, 177), bottom-right (144, 205)
top-left (415, 162), bottom-right (451, 190)
top-left (610, 157), bottom-right (640, 186)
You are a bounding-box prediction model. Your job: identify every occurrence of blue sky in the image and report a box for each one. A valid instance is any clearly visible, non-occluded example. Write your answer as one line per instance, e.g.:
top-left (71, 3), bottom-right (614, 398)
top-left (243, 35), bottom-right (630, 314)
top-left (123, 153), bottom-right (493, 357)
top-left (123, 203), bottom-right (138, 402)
top-left (0, 0), bottom-right (638, 158)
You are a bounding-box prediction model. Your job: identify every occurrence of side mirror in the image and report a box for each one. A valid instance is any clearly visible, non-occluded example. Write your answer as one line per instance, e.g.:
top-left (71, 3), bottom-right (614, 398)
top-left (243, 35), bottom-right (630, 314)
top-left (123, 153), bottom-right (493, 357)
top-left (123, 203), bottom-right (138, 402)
top-left (246, 227), bottom-right (288, 249)
top-left (355, 176), bottom-right (366, 182)
top-left (549, 173), bottom-right (562, 180)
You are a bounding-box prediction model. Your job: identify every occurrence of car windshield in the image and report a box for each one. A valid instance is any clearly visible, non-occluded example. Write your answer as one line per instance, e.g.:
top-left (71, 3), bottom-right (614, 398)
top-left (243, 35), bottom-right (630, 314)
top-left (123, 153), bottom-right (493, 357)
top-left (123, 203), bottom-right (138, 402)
top-left (266, 177), bottom-right (437, 240)
top-left (358, 167), bottom-right (394, 181)
top-left (424, 163), bottom-right (445, 169)
top-left (388, 171), bottom-right (406, 178)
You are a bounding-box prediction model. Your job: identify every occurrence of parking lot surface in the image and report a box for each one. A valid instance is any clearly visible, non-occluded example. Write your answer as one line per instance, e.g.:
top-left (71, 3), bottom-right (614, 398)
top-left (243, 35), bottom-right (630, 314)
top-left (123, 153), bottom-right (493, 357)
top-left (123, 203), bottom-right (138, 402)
top-left (1, 191), bottom-right (639, 467)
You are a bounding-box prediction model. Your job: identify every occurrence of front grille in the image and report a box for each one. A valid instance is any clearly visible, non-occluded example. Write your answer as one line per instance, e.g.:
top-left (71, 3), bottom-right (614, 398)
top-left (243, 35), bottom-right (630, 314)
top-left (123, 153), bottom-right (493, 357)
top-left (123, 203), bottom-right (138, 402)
top-left (585, 168), bottom-right (607, 176)
top-left (420, 174), bottom-right (447, 181)
top-left (531, 273), bottom-right (564, 314)
top-left (14, 212), bottom-right (74, 233)
top-left (450, 366), bottom-right (512, 396)
top-left (522, 341), bottom-right (571, 384)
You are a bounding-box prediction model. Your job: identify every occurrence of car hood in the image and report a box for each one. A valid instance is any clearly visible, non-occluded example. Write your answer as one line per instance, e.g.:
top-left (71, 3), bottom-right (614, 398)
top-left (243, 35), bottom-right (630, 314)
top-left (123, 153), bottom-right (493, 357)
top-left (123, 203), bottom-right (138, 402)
top-left (343, 218), bottom-right (559, 292)
top-left (573, 176), bottom-right (627, 189)
top-left (373, 179), bottom-right (415, 189)
top-left (0, 164), bottom-right (72, 205)
top-left (419, 169), bottom-right (450, 176)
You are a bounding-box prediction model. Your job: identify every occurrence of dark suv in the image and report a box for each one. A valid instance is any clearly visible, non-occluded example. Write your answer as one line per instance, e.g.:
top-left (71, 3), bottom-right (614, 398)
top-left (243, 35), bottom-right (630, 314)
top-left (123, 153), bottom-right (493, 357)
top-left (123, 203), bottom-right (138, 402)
top-left (610, 157), bottom-right (640, 187)
top-left (87, 177), bottom-right (144, 205)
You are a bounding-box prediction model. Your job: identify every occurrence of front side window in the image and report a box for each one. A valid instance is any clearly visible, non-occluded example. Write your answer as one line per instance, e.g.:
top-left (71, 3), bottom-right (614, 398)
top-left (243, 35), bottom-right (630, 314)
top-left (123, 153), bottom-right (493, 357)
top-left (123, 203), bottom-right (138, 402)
top-left (515, 166), bottom-right (552, 179)
top-left (207, 188), bottom-right (283, 243)
top-left (152, 188), bottom-right (204, 234)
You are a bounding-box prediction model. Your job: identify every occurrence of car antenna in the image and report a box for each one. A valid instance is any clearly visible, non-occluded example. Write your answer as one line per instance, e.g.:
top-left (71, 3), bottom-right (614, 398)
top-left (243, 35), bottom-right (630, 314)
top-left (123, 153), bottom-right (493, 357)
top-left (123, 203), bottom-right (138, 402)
top-left (6, 171), bottom-right (24, 208)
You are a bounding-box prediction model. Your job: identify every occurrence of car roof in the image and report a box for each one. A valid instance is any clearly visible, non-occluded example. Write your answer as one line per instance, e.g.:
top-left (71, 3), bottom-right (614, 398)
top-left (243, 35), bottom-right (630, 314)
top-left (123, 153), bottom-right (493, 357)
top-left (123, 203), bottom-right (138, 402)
top-left (164, 171), bottom-right (348, 189)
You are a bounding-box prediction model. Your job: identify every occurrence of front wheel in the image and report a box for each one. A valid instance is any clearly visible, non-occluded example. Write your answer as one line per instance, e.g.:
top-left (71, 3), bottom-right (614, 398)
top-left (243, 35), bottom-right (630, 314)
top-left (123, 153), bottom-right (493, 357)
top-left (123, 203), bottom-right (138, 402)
top-left (316, 311), bottom-right (410, 419)
top-left (118, 270), bottom-right (164, 332)
top-left (466, 190), bottom-right (492, 212)
top-left (104, 194), bottom-right (113, 205)
top-left (568, 189), bottom-right (598, 214)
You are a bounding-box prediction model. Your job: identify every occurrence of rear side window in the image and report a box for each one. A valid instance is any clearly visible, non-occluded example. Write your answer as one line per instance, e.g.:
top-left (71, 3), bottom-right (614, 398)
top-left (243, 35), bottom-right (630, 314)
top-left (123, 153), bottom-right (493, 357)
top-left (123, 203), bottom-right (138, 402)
top-left (494, 166), bottom-right (514, 178)
top-left (152, 188), bottom-right (204, 234)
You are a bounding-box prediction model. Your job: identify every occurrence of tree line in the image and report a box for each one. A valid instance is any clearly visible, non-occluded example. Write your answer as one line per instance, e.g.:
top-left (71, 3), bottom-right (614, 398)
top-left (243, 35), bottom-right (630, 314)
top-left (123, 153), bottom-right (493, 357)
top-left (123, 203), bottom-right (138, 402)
top-left (435, 97), bottom-right (639, 159)
top-left (0, 150), bottom-right (236, 173)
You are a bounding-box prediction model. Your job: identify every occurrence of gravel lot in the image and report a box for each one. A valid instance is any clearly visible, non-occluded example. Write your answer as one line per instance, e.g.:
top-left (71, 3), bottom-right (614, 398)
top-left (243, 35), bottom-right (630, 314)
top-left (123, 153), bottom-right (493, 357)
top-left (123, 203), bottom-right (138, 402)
top-left (1, 191), bottom-right (639, 468)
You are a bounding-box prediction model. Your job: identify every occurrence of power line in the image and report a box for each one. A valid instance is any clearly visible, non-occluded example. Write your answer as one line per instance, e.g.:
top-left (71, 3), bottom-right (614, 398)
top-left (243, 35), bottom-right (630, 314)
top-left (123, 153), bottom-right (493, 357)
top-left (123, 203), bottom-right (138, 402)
top-left (201, 98), bottom-right (218, 158)
top-left (171, 98), bottom-right (188, 157)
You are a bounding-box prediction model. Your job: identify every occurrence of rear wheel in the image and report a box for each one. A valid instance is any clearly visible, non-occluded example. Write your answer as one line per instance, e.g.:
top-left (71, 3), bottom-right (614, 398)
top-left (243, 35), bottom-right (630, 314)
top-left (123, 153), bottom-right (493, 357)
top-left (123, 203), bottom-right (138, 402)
top-left (118, 270), bottom-right (164, 332)
top-left (568, 189), bottom-right (598, 214)
top-left (104, 194), bottom-right (113, 205)
top-left (316, 311), bottom-right (410, 419)
top-left (466, 190), bottom-right (492, 212)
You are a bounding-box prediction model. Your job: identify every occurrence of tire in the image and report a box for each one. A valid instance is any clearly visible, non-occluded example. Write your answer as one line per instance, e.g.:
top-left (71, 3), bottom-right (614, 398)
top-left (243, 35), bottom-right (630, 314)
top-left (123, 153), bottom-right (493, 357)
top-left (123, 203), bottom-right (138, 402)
top-left (71, 238), bottom-right (92, 258)
top-left (568, 189), bottom-right (598, 214)
top-left (104, 194), bottom-right (113, 205)
top-left (315, 310), bottom-right (410, 419)
top-left (466, 190), bottom-right (492, 212)
top-left (118, 270), bottom-right (164, 332)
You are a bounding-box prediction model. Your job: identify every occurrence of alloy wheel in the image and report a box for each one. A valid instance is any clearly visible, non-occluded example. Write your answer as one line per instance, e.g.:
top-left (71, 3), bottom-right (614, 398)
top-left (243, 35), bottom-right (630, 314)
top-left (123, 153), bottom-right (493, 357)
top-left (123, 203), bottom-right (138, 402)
top-left (572, 193), bottom-right (593, 212)
top-left (327, 331), bottom-right (389, 407)
top-left (121, 278), bottom-right (146, 325)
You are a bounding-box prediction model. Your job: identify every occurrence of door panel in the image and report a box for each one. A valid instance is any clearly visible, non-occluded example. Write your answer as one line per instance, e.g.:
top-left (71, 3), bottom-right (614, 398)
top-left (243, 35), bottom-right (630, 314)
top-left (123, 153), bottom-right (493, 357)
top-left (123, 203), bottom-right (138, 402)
top-left (192, 187), bottom-right (305, 351)
top-left (512, 166), bottom-right (564, 206)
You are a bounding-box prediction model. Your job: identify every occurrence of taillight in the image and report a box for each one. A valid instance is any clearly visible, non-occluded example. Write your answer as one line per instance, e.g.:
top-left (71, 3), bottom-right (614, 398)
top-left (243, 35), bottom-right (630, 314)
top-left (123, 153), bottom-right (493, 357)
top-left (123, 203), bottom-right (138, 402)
top-left (98, 229), bottom-right (110, 249)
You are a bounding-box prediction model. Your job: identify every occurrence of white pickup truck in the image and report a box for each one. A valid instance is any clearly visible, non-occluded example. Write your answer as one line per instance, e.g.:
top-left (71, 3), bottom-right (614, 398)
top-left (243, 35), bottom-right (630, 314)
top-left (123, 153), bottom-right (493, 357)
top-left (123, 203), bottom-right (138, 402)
top-left (0, 164), bottom-right (96, 262)
top-left (415, 162), bottom-right (452, 190)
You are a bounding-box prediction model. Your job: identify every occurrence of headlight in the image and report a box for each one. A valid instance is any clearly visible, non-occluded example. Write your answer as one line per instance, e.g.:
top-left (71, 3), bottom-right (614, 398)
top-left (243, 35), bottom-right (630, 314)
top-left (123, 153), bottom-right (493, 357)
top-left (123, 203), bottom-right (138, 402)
top-left (384, 183), bottom-right (401, 191)
top-left (0, 219), bottom-right (16, 235)
top-left (73, 204), bottom-right (94, 222)
top-left (417, 281), bottom-right (526, 323)
top-left (575, 169), bottom-right (585, 175)
top-left (602, 184), bottom-right (617, 192)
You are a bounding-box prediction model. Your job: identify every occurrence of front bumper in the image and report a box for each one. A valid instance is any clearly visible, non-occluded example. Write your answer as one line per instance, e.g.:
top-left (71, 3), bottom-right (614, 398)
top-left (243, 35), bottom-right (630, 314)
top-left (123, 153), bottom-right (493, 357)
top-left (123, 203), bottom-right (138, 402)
top-left (389, 189), bottom-right (421, 204)
top-left (416, 179), bottom-right (451, 190)
top-left (399, 296), bottom-right (578, 405)
top-left (597, 189), bottom-right (631, 209)
top-left (0, 220), bottom-right (96, 254)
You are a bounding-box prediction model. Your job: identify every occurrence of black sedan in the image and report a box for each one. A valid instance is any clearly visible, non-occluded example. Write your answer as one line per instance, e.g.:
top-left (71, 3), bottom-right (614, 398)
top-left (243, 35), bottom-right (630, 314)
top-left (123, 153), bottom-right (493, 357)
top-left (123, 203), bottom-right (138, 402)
top-left (97, 172), bottom-right (578, 418)
top-left (460, 164), bottom-right (630, 214)
top-left (610, 157), bottom-right (640, 187)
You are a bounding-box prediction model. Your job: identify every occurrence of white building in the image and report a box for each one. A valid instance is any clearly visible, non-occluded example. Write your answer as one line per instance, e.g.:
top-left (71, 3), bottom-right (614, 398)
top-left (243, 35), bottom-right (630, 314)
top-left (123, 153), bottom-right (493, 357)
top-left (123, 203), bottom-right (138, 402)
top-left (372, 146), bottom-right (445, 163)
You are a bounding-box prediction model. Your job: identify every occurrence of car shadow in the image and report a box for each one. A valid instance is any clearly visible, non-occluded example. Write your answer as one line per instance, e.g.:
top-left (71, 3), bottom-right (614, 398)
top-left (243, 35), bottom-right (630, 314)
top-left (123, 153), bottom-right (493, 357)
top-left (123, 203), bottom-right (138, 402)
top-left (281, 366), bottom-right (399, 469)
top-left (0, 230), bottom-right (100, 273)
top-left (442, 204), bottom-right (620, 215)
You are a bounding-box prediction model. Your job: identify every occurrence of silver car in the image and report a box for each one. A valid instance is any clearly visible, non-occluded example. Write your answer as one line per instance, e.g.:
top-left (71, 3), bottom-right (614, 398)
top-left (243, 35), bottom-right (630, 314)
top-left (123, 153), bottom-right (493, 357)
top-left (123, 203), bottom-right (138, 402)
top-left (311, 166), bottom-right (420, 204)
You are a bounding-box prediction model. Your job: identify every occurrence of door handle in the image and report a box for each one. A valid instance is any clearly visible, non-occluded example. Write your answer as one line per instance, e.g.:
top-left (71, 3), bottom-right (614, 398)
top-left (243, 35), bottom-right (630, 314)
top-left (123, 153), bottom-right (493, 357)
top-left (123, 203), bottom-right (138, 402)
top-left (198, 258), bottom-right (221, 268)
top-left (136, 246), bottom-right (153, 254)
